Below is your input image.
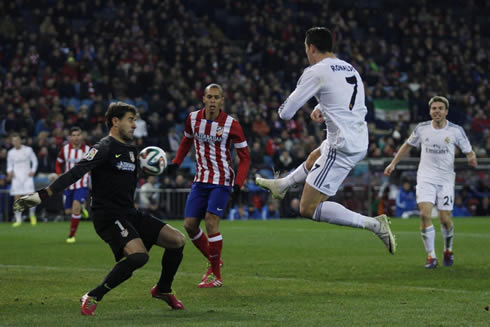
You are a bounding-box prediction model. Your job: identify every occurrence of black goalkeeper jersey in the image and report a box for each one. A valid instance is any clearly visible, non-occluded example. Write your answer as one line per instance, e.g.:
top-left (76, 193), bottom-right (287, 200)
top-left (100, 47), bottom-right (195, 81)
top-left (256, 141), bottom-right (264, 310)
top-left (50, 136), bottom-right (138, 215)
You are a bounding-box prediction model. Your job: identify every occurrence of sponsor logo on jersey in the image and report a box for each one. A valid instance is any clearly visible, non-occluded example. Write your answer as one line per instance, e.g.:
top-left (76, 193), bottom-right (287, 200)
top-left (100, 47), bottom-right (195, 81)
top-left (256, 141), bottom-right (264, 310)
top-left (129, 151), bottom-right (135, 162)
top-left (84, 148), bottom-right (98, 161)
top-left (426, 144), bottom-right (448, 154)
top-left (116, 161), bottom-right (136, 171)
top-left (195, 133), bottom-right (223, 143)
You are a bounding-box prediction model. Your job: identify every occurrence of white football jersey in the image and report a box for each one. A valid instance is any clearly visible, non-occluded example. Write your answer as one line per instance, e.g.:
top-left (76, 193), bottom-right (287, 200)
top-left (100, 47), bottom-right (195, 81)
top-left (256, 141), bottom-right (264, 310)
top-left (7, 145), bottom-right (38, 181)
top-left (278, 57), bottom-right (368, 153)
top-left (407, 121), bottom-right (472, 185)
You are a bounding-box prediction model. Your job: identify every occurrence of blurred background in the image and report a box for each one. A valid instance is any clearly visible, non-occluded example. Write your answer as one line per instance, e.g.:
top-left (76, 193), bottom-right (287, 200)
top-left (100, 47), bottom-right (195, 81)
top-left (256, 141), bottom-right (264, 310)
top-left (0, 0), bottom-right (488, 222)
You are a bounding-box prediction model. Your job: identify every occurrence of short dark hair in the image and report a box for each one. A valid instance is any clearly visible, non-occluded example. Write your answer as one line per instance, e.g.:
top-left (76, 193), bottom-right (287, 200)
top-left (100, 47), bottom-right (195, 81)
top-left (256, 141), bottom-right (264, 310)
top-left (305, 27), bottom-right (333, 53)
top-left (204, 83), bottom-right (224, 96)
top-left (105, 102), bottom-right (137, 129)
top-left (70, 126), bottom-right (81, 134)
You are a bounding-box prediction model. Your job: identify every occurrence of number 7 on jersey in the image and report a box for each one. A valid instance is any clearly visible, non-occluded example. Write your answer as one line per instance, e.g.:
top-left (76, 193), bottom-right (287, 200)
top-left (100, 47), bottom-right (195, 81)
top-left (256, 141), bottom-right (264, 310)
top-left (345, 75), bottom-right (358, 110)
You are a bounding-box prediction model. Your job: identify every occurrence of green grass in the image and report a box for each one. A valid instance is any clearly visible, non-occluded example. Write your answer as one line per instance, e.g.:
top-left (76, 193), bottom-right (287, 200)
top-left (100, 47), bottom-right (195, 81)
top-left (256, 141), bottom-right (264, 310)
top-left (1, 218), bottom-right (489, 326)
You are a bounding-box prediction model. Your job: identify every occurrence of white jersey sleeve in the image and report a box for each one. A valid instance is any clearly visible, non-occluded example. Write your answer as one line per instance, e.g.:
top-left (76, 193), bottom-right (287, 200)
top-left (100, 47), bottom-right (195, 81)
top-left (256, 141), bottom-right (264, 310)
top-left (29, 146), bottom-right (38, 173)
top-left (406, 122), bottom-right (426, 148)
top-left (452, 123), bottom-right (472, 153)
top-left (6, 150), bottom-right (13, 174)
top-left (278, 67), bottom-right (321, 120)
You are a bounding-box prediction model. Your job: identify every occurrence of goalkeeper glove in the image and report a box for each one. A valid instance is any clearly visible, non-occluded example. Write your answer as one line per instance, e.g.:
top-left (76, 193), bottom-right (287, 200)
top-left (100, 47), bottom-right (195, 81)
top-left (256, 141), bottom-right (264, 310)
top-left (13, 189), bottom-right (50, 212)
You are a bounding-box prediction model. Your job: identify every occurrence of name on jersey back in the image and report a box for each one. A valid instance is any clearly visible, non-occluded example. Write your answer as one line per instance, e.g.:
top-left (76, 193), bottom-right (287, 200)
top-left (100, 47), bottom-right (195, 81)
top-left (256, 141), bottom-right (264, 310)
top-left (330, 64), bottom-right (354, 72)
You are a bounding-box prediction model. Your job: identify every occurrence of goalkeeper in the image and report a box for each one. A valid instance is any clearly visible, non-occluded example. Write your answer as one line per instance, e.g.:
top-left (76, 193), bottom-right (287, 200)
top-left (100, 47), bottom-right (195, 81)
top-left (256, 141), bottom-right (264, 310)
top-left (14, 102), bottom-right (186, 315)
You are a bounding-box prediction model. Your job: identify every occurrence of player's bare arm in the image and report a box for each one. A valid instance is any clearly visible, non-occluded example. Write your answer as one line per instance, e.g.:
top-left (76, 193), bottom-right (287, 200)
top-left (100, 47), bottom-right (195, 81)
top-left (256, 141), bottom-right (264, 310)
top-left (384, 142), bottom-right (413, 176)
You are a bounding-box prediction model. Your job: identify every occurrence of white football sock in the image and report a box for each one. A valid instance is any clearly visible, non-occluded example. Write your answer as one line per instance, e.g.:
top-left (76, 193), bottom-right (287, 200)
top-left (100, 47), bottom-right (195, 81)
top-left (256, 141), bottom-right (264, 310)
top-left (440, 224), bottom-right (454, 251)
top-left (421, 225), bottom-right (436, 258)
top-left (29, 207), bottom-right (36, 216)
top-left (313, 201), bottom-right (380, 231)
top-left (282, 162), bottom-right (309, 188)
top-left (15, 211), bottom-right (22, 223)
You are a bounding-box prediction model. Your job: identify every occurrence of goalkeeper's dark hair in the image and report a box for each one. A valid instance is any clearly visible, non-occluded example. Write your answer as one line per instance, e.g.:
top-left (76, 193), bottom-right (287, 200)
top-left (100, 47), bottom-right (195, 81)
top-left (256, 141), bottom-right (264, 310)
top-left (105, 102), bottom-right (137, 129)
top-left (305, 27), bottom-right (333, 53)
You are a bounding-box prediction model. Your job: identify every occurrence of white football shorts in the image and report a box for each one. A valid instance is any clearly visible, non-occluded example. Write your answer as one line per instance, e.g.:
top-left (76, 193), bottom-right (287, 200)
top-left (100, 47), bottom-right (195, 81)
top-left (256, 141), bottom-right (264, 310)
top-left (306, 141), bottom-right (366, 197)
top-left (416, 181), bottom-right (454, 211)
top-left (10, 176), bottom-right (35, 196)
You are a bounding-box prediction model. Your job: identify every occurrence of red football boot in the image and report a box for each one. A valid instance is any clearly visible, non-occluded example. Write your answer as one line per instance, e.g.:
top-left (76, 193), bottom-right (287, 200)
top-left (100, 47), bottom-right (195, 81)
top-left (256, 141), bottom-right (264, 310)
top-left (151, 285), bottom-right (184, 310)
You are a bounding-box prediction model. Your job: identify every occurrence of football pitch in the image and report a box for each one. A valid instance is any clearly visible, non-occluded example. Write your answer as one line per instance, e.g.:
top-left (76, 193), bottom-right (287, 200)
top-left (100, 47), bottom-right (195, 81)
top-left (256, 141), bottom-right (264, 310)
top-left (1, 218), bottom-right (489, 326)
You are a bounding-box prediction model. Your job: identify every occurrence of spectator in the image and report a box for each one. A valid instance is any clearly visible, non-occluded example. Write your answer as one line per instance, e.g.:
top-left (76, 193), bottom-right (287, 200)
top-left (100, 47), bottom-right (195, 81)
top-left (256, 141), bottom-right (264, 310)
top-left (275, 150), bottom-right (295, 173)
top-left (251, 114), bottom-right (270, 137)
top-left (284, 197), bottom-right (300, 218)
top-left (260, 199), bottom-right (280, 220)
top-left (452, 195), bottom-right (471, 217)
top-left (395, 180), bottom-right (418, 218)
top-left (228, 203), bottom-right (249, 220)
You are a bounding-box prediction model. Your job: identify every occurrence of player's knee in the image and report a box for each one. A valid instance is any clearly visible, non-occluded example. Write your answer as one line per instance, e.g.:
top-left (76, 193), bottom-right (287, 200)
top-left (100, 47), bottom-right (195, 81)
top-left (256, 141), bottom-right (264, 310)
top-left (174, 230), bottom-right (186, 248)
top-left (183, 220), bottom-right (197, 235)
top-left (126, 252), bottom-right (149, 269)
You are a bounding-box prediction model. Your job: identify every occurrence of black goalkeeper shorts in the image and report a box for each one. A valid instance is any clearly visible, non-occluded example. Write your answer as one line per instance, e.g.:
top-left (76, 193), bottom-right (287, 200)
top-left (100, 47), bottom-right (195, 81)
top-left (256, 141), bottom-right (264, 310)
top-left (93, 210), bottom-right (167, 261)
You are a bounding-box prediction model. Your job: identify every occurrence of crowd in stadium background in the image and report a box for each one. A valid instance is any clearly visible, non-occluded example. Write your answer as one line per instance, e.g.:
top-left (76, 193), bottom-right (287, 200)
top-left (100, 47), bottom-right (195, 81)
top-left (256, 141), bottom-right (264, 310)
top-left (0, 0), bottom-right (488, 221)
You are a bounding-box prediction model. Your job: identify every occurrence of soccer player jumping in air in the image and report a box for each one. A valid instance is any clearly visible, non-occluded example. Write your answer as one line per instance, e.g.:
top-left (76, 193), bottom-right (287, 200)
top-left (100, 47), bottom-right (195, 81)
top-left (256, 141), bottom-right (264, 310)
top-left (14, 102), bottom-right (186, 315)
top-left (167, 83), bottom-right (250, 288)
top-left (256, 27), bottom-right (396, 254)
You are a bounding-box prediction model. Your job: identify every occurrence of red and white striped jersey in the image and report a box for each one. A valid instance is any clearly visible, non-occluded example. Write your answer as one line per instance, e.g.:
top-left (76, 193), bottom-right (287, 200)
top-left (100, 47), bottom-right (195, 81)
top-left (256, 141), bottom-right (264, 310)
top-left (174, 108), bottom-right (250, 187)
top-left (55, 143), bottom-right (91, 190)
